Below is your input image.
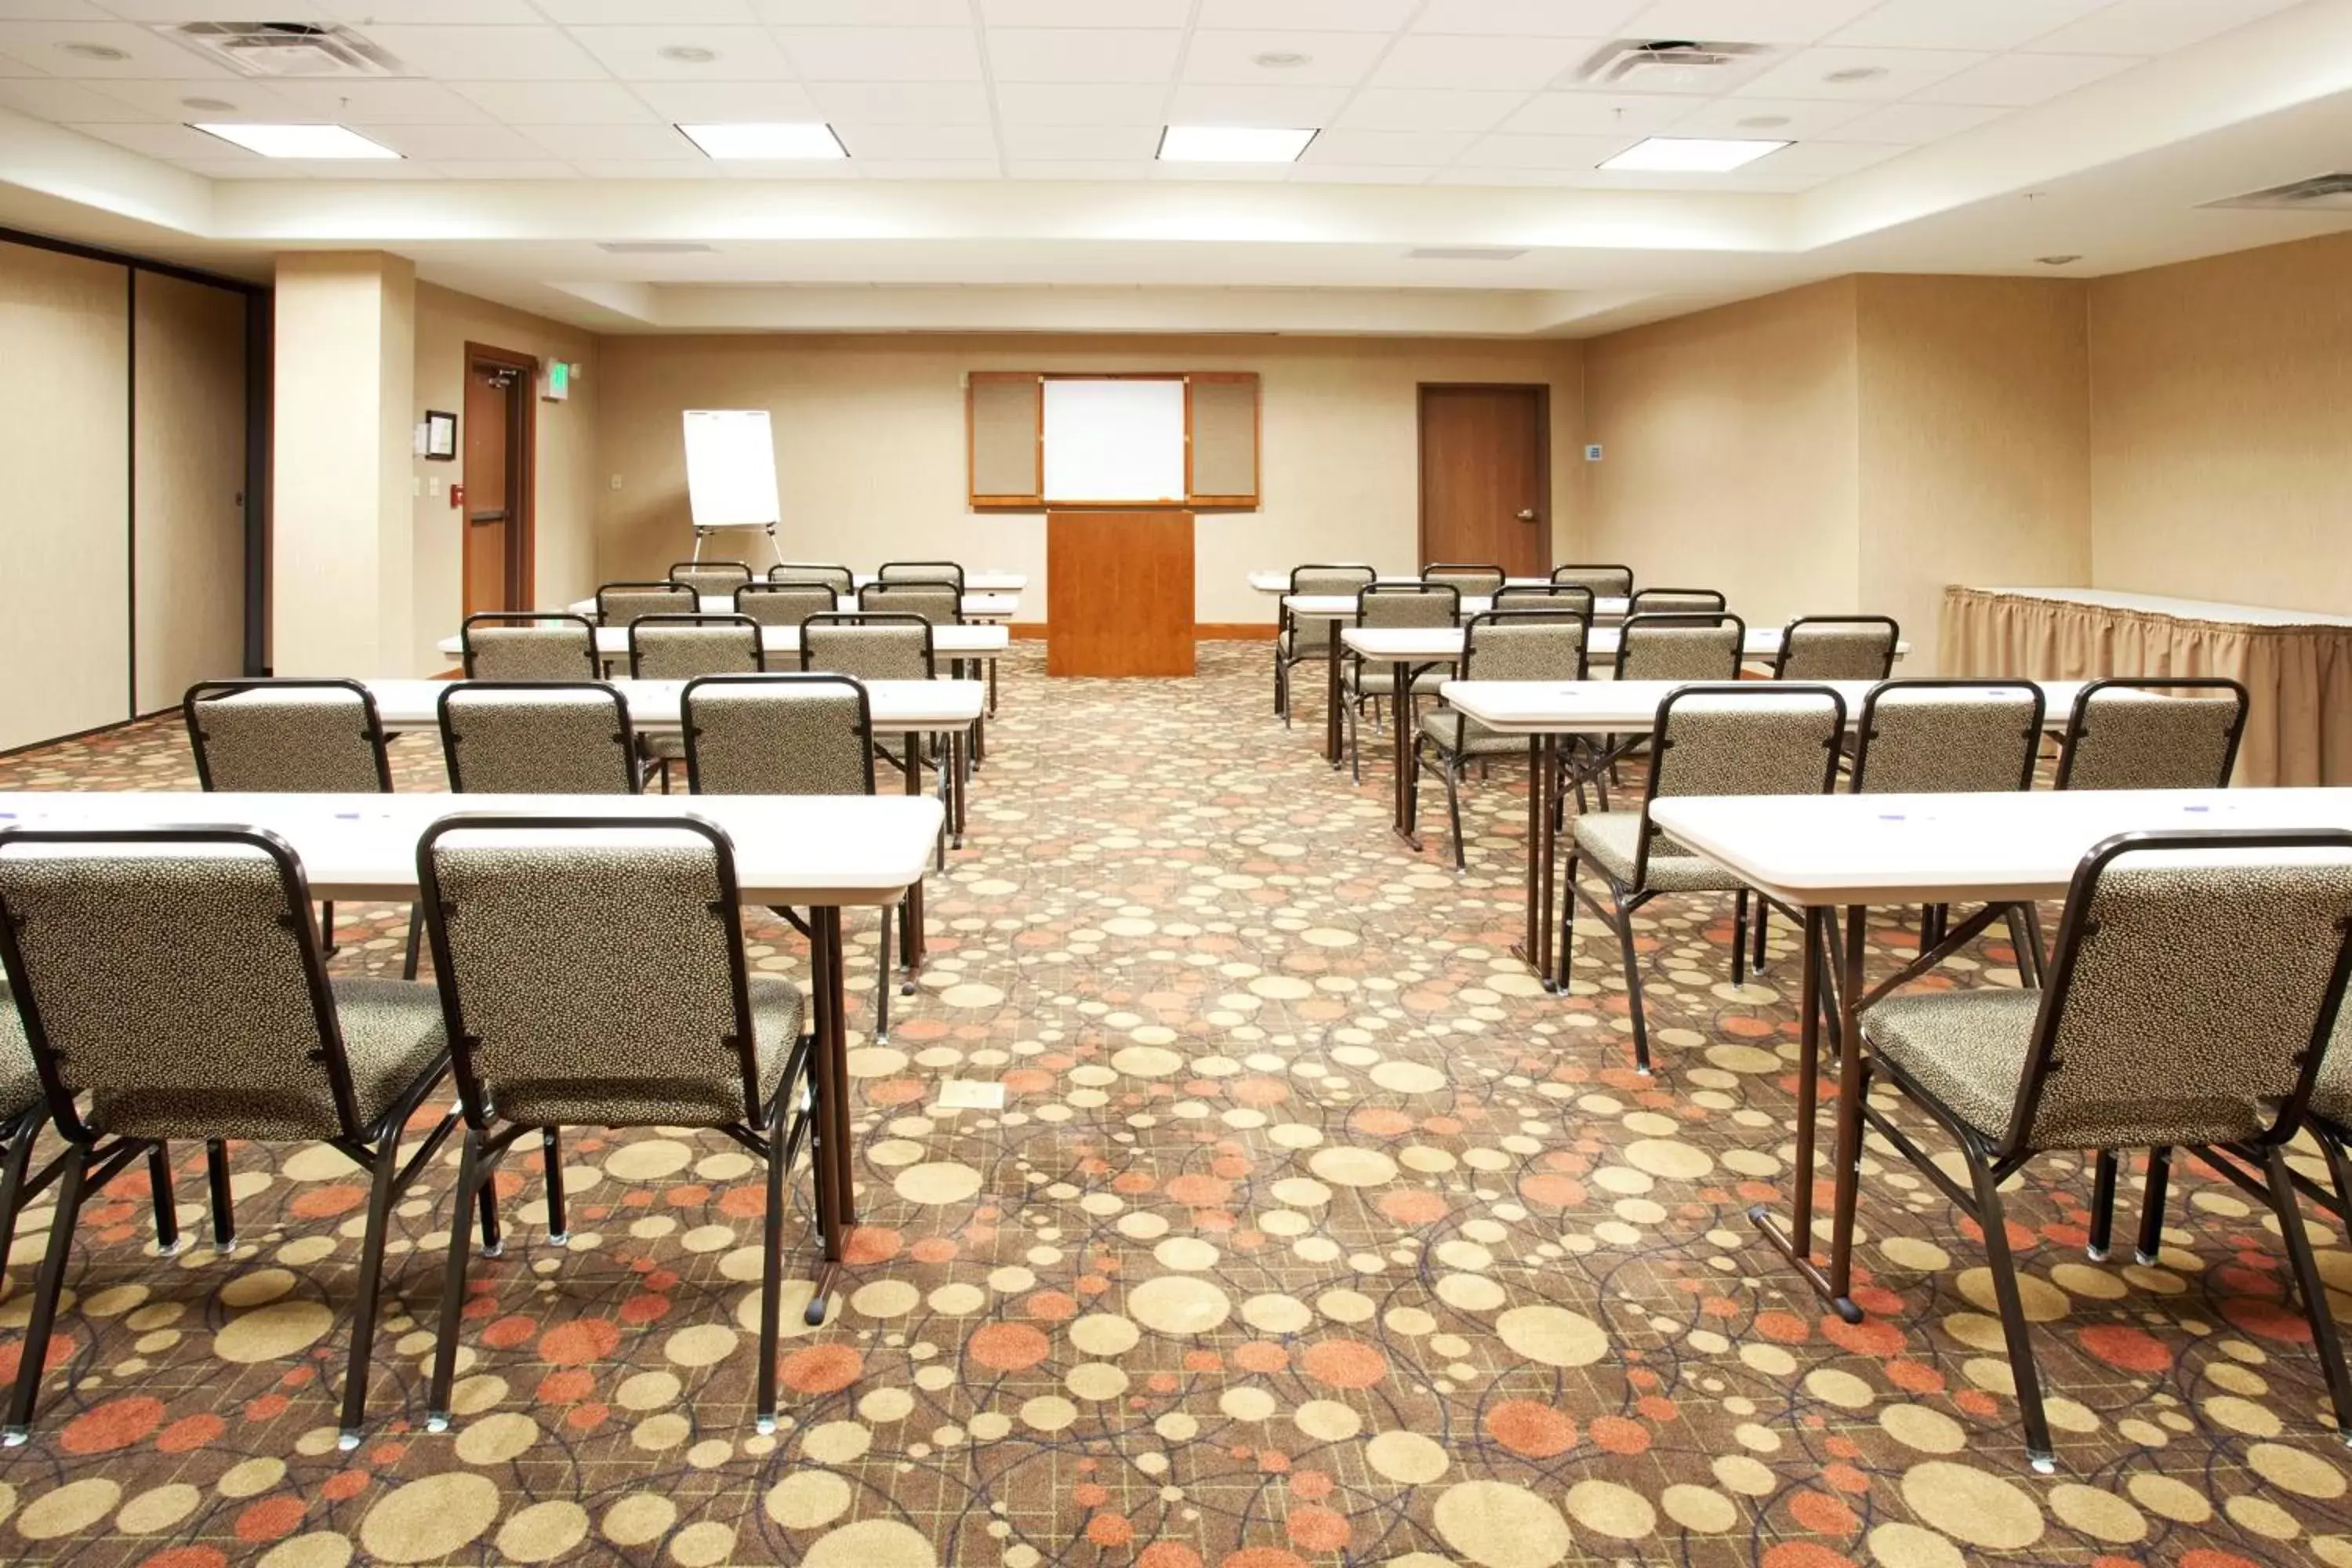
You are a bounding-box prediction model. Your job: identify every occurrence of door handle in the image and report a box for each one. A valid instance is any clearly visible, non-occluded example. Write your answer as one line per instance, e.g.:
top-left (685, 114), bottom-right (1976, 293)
top-left (1515, 509), bottom-right (1538, 522)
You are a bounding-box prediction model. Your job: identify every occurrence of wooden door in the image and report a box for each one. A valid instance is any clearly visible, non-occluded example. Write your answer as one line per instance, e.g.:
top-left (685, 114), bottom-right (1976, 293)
top-left (463, 360), bottom-right (519, 614)
top-left (1418, 384), bottom-right (1549, 578)
top-left (1045, 510), bottom-right (1195, 677)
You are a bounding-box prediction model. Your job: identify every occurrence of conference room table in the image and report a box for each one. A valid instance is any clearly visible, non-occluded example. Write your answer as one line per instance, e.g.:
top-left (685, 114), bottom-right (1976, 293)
top-left (1432, 677), bottom-right (2086, 987)
top-left (1646, 785), bottom-right (2352, 1325)
top-left (0, 788), bottom-right (943, 1325)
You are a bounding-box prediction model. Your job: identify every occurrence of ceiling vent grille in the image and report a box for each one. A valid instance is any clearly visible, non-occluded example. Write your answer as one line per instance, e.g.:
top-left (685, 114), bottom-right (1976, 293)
top-left (597, 241), bottom-right (717, 255)
top-left (1576, 38), bottom-right (1768, 85)
top-left (2202, 173), bottom-right (2352, 212)
top-left (1405, 246), bottom-right (1527, 262)
top-left (162, 23), bottom-right (403, 79)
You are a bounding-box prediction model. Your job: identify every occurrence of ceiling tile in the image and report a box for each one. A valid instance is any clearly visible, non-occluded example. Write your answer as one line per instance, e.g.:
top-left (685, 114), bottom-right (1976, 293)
top-left (1498, 90), bottom-right (1684, 135)
top-left (1732, 45), bottom-right (1988, 100)
top-left (1300, 127), bottom-right (1475, 165)
top-left (100, 0), bottom-right (320, 16)
top-left (630, 80), bottom-right (822, 120)
top-left (1370, 34), bottom-right (1597, 91)
top-left (1002, 122), bottom-right (1160, 159)
top-left (1748, 139), bottom-right (1904, 176)
top-left (431, 159), bottom-right (581, 178)
top-left (1617, 0), bottom-right (1882, 44)
top-left (1912, 51), bottom-right (2140, 107)
top-left (516, 122), bottom-right (699, 158)
top-left (807, 80), bottom-right (989, 122)
top-left (1454, 130), bottom-right (1632, 168)
top-left (0, 49), bottom-right (38, 74)
top-left (1823, 100), bottom-right (2004, 143)
top-left (754, 0), bottom-right (969, 20)
top-left (1181, 30), bottom-right (1388, 86)
top-left (86, 75), bottom-right (312, 119)
top-left (833, 121), bottom-right (996, 158)
top-left (1411, 0), bottom-right (1644, 36)
top-left (0, 76), bottom-right (145, 119)
top-left (571, 158), bottom-right (728, 177)
top-left (1828, 0), bottom-right (2111, 51)
top-left (1661, 93), bottom-right (1870, 138)
top-left (978, 0), bottom-right (1189, 24)
top-left (532, 0), bottom-right (759, 20)
top-left (268, 79), bottom-right (498, 122)
top-left (0, 0), bottom-right (117, 18)
top-left (351, 24), bottom-right (609, 79)
top-left (445, 80), bottom-right (660, 123)
top-left (2027, 0), bottom-right (2299, 56)
top-left (365, 122), bottom-right (550, 159)
top-left (1005, 159), bottom-right (1148, 178)
top-left (73, 118), bottom-right (227, 155)
top-left (312, 0), bottom-right (544, 20)
top-left (1333, 89), bottom-right (1523, 132)
top-left (565, 26), bottom-right (798, 80)
top-left (1166, 82), bottom-right (1351, 126)
top-left (777, 27), bottom-right (982, 81)
top-left (993, 82), bottom-right (1159, 125)
top-left (1427, 164), bottom-right (1603, 186)
top-left (1196, 0), bottom-right (1417, 27)
top-left (857, 158), bottom-right (1000, 178)
top-left (1286, 163), bottom-right (1432, 183)
top-left (986, 28), bottom-right (1181, 83)
top-left (0, 19), bottom-right (228, 74)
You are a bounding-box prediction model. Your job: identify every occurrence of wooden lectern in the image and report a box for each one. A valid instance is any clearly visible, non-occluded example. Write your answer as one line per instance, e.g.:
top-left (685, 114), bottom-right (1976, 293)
top-left (1045, 511), bottom-right (1196, 677)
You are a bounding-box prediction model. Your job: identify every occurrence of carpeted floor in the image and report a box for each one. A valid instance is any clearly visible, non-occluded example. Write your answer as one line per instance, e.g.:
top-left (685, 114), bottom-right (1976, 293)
top-left (0, 641), bottom-right (2346, 1568)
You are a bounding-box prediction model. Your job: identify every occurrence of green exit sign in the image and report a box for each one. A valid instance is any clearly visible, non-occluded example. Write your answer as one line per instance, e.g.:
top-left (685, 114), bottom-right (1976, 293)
top-left (543, 361), bottom-right (571, 401)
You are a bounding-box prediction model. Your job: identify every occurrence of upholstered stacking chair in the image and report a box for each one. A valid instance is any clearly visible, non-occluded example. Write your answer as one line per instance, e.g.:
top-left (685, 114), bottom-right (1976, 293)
top-left (1495, 583), bottom-right (1595, 615)
top-left (627, 614), bottom-right (764, 789)
top-left (670, 560), bottom-right (753, 598)
top-left (2055, 676), bottom-right (2249, 790)
top-left (770, 562), bottom-right (855, 596)
top-left (1563, 684), bottom-right (1846, 1073)
top-left (438, 682), bottom-right (640, 795)
top-left (1612, 612), bottom-right (1746, 681)
top-left (800, 612), bottom-right (935, 682)
top-left (0, 827), bottom-right (459, 1448)
top-left (1552, 563), bottom-right (1634, 598)
top-left (735, 583), bottom-right (840, 655)
top-left (858, 580), bottom-right (962, 626)
top-left (415, 815), bottom-right (816, 1435)
top-left (1629, 586), bottom-right (1728, 617)
top-left (1414, 609), bottom-right (1589, 869)
top-left (595, 580), bottom-right (695, 628)
top-left (461, 612), bottom-right (600, 682)
top-left (1422, 563), bottom-right (1505, 599)
top-left (877, 561), bottom-right (966, 591)
top-left (183, 677), bottom-right (403, 970)
top-left (1857, 828), bottom-right (2352, 1468)
top-left (1276, 564), bottom-right (1376, 723)
top-left (1774, 615), bottom-right (1901, 681)
top-left (685, 673), bottom-right (911, 1037)
top-left (1341, 581), bottom-right (1461, 782)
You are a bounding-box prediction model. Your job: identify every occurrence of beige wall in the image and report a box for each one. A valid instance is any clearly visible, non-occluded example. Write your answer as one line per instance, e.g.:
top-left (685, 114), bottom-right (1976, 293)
top-left (2089, 230), bottom-right (2352, 614)
top-left (134, 270), bottom-right (248, 711)
top-left (593, 332), bottom-right (1584, 623)
top-left (411, 283), bottom-right (599, 673)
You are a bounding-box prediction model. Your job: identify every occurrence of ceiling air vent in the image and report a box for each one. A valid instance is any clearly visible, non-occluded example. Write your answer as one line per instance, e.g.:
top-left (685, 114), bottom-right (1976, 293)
top-left (597, 241), bottom-right (717, 255)
top-left (162, 22), bottom-right (403, 79)
top-left (1576, 38), bottom-right (1768, 86)
top-left (2202, 173), bottom-right (2352, 212)
top-left (1406, 246), bottom-right (1527, 262)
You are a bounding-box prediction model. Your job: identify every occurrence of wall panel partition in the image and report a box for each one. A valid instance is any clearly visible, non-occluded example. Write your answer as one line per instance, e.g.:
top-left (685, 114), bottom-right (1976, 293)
top-left (135, 271), bottom-right (249, 713)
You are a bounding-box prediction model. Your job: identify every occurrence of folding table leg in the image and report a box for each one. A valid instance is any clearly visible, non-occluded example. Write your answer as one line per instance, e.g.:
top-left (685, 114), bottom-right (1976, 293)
top-left (1750, 903), bottom-right (1858, 1319)
top-left (802, 908), bottom-right (850, 1327)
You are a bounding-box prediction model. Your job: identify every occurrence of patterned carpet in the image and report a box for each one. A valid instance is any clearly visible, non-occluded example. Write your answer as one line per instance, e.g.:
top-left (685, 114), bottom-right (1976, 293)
top-left (0, 641), bottom-right (2347, 1568)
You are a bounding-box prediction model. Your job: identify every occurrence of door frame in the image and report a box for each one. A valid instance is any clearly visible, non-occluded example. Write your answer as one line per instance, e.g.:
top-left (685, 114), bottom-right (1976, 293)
top-left (463, 340), bottom-right (537, 612)
top-left (1415, 382), bottom-right (1552, 573)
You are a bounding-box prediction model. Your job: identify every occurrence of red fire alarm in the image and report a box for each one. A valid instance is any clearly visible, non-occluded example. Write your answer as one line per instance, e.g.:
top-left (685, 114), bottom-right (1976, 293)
top-left (449, 482), bottom-right (465, 510)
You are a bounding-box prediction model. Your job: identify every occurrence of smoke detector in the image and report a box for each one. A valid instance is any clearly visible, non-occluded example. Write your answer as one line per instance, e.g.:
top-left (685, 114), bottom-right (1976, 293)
top-left (1576, 38), bottom-right (1769, 87)
top-left (161, 22), bottom-right (404, 79)
top-left (2202, 172), bottom-right (2352, 212)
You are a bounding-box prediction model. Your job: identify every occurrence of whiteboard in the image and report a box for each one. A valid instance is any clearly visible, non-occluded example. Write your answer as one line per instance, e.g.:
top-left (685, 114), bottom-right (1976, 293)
top-left (1042, 379), bottom-right (1185, 503)
top-left (682, 409), bottom-right (780, 528)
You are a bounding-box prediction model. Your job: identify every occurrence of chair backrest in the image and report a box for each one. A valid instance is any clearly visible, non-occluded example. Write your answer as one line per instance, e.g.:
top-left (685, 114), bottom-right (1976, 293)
top-left (1290, 564), bottom-right (1376, 597)
top-left (629, 614), bottom-right (763, 681)
top-left (684, 674), bottom-right (875, 797)
top-left (771, 562), bottom-right (854, 596)
top-left (462, 612), bottom-right (599, 682)
top-left (877, 561), bottom-right (965, 592)
top-left (1775, 615), bottom-right (1900, 681)
top-left (1851, 680), bottom-right (2044, 796)
top-left (438, 683), bottom-right (640, 795)
top-left (1630, 587), bottom-right (1727, 616)
top-left (1613, 612), bottom-right (1747, 681)
top-left (670, 560), bottom-right (752, 597)
top-left (597, 581), bottom-right (696, 627)
top-left (1461, 609), bottom-right (1588, 684)
top-left (1495, 583), bottom-right (1595, 615)
top-left (183, 679), bottom-right (393, 794)
top-left (418, 816), bottom-right (764, 1131)
top-left (734, 582), bottom-right (839, 629)
top-left (0, 827), bottom-right (365, 1143)
top-left (858, 581), bottom-right (961, 626)
top-left (1552, 564), bottom-right (1633, 597)
top-left (800, 612), bottom-right (935, 683)
top-left (1995, 829), bottom-right (2352, 1157)
top-left (1356, 581), bottom-right (1460, 629)
top-left (1422, 563), bottom-right (1504, 598)
top-left (2056, 677), bottom-right (2249, 791)
top-left (1636, 684), bottom-right (1846, 884)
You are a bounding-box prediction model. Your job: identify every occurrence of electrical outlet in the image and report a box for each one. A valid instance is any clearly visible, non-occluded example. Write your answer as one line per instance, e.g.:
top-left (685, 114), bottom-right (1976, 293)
top-left (609, 474), bottom-right (622, 491)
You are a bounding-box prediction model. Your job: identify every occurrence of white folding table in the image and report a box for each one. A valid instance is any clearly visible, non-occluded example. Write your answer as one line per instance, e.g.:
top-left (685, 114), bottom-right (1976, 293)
top-left (0, 789), bottom-right (944, 1322)
top-left (1646, 786), bottom-right (2352, 1323)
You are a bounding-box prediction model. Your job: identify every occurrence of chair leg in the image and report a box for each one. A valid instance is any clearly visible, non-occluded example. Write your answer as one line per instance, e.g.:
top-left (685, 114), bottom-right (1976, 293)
top-left (149, 1140), bottom-right (182, 1254)
top-left (1345, 690), bottom-right (1363, 784)
top-left (318, 900), bottom-right (337, 957)
top-left (2020, 903), bottom-right (2050, 983)
top-left (426, 1126), bottom-right (485, 1429)
top-left (1613, 895), bottom-right (1653, 1075)
top-left (1443, 755), bottom-right (1466, 873)
top-left (337, 1125), bottom-right (408, 1447)
top-left (205, 1139), bottom-right (235, 1254)
top-left (1556, 851), bottom-right (1581, 993)
top-left (542, 1127), bottom-right (568, 1245)
top-left (3, 1140), bottom-right (91, 1443)
top-left (755, 1090), bottom-right (790, 1434)
top-left (0, 1112), bottom-right (39, 1280)
top-left (875, 905), bottom-right (893, 1042)
top-left (2136, 1147), bottom-right (2173, 1265)
top-left (2261, 1142), bottom-right (2352, 1441)
top-left (1751, 899), bottom-right (1770, 976)
top-left (402, 904), bottom-right (423, 980)
top-left (1732, 890), bottom-right (1750, 988)
top-left (899, 889), bottom-right (920, 995)
top-left (1968, 1154), bottom-right (2056, 1471)
top-left (475, 1171), bottom-right (503, 1258)
top-left (2087, 1150), bottom-right (2117, 1261)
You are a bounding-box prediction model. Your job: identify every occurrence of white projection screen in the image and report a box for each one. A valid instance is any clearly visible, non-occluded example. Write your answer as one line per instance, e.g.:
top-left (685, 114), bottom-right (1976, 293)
top-left (682, 408), bottom-right (780, 527)
top-left (1041, 378), bottom-right (1185, 503)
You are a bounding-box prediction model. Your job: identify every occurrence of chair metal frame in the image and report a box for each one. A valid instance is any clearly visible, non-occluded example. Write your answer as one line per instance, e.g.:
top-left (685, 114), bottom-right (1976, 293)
top-left (0, 826), bottom-right (460, 1449)
top-left (2054, 675), bottom-right (2249, 790)
top-left (1275, 564), bottom-right (1377, 724)
top-left (594, 580), bottom-right (697, 626)
top-left (1773, 614), bottom-right (1901, 681)
top-left (459, 612), bottom-right (600, 681)
top-left (437, 681), bottom-right (641, 796)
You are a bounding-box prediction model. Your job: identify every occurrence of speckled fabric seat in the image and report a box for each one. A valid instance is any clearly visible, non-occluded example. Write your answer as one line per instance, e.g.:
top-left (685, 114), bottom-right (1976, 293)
top-left (1570, 812), bottom-right (1744, 895)
top-left (1858, 989), bottom-right (2042, 1140)
top-left (0, 989), bottom-right (38, 1127)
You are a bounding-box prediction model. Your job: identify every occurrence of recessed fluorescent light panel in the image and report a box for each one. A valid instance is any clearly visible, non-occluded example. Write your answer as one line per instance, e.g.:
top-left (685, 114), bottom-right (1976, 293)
top-left (1600, 136), bottom-right (1788, 172)
top-left (192, 122), bottom-right (399, 159)
top-left (677, 122), bottom-right (847, 160)
top-left (1157, 125), bottom-right (1317, 163)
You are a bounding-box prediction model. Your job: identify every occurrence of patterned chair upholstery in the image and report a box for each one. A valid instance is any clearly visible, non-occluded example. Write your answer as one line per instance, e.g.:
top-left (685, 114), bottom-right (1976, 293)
top-left (1857, 829), bottom-right (2352, 1468)
top-left (1566, 684), bottom-right (1846, 1072)
top-left (1552, 564), bottom-right (1634, 598)
top-left (877, 561), bottom-right (965, 591)
top-left (462, 613), bottom-right (600, 682)
top-left (1275, 564), bottom-right (1377, 724)
top-left (1415, 610), bottom-right (1591, 869)
top-left (1629, 587), bottom-right (1728, 617)
top-left (0, 828), bottom-right (456, 1446)
top-left (439, 683), bottom-right (640, 795)
top-left (1613, 613), bottom-right (1747, 681)
top-left (669, 560), bottom-right (752, 597)
top-left (0, 986), bottom-right (116, 1287)
top-left (1341, 583), bottom-right (1461, 781)
top-left (1422, 563), bottom-right (1504, 598)
top-left (771, 562), bottom-right (854, 595)
top-left (800, 613), bottom-right (935, 684)
top-left (1495, 583), bottom-right (1594, 615)
top-left (595, 581), bottom-right (695, 628)
top-left (858, 581), bottom-right (961, 626)
top-left (415, 816), bottom-right (814, 1432)
top-left (735, 583), bottom-right (839, 631)
top-left (1775, 615), bottom-right (1900, 681)
top-left (183, 679), bottom-right (393, 794)
top-left (2056, 677), bottom-right (2248, 790)
top-left (629, 615), bottom-right (762, 681)
top-left (1853, 681), bottom-right (2043, 796)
